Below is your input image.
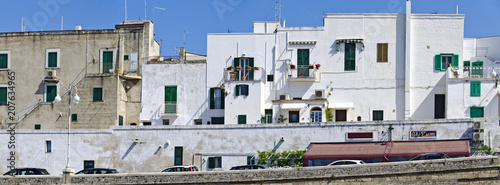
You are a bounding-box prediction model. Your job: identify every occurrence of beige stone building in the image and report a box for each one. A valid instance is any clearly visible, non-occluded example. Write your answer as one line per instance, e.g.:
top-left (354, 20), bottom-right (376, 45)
top-left (0, 20), bottom-right (159, 129)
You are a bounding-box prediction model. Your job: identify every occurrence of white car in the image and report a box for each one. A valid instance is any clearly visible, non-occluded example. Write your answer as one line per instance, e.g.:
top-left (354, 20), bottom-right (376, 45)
top-left (328, 160), bottom-right (365, 166)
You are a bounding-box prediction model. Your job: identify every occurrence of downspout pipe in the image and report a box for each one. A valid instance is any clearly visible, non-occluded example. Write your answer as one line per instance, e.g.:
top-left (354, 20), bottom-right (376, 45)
top-left (404, 0), bottom-right (411, 120)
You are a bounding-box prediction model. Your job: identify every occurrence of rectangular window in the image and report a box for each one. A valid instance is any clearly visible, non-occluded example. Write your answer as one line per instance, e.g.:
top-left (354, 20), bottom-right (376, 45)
top-left (0, 87), bottom-right (7, 105)
top-left (233, 58), bottom-right (254, 81)
top-left (119, 115), bottom-right (123, 126)
top-left (247, 156), bottom-right (254, 165)
top-left (463, 61), bottom-right (470, 74)
top-left (46, 141), bottom-right (52, 153)
top-left (238, 115), bottom-right (246, 124)
top-left (208, 157), bottom-right (222, 168)
top-left (71, 114), bottom-right (77, 122)
top-left (435, 54), bottom-right (458, 71)
top-left (102, 50), bottom-right (114, 73)
top-left (194, 119), bottom-right (202, 125)
top-left (345, 43), bottom-right (356, 71)
top-left (235, 85), bottom-right (249, 96)
top-left (289, 111), bottom-right (299, 123)
top-left (164, 86), bottom-right (177, 113)
top-left (124, 55), bottom-right (129, 60)
top-left (163, 119), bottom-right (170, 125)
top-left (211, 117), bottom-right (224, 125)
top-left (46, 85), bottom-right (57, 102)
top-left (35, 124), bottom-right (41, 130)
top-left (210, 88), bottom-right (224, 109)
top-left (267, 75), bottom-right (274, 82)
top-left (265, 109), bottom-right (273, 123)
top-left (297, 49), bottom-right (310, 77)
top-left (143, 122), bottom-right (151, 126)
top-left (93, 88), bottom-right (103, 102)
top-left (471, 82), bottom-right (481, 97)
top-left (373, 110), bottom-right (383, 121)
top-left (84, 160), bottom-right (94, 169)
top-left (46, 49), bottom-right (60, 68)
top-left (0, 51), bottom-right (10, 70)
top-left (174, 146), bottom-right (183, 166)
top-left (377, 43), bottom-right (388, 62)
top-left (471, 61), bottom-right (483, 77)
top-left (470, 107), bottom-right (484, 118)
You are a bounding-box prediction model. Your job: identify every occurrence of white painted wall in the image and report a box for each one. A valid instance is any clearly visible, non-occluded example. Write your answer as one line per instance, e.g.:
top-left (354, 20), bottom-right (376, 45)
top-left (447, 79), bottom-right (498, 119)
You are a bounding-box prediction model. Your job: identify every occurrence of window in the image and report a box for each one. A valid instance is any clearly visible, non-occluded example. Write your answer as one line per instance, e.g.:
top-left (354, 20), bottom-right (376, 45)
top-left (435, 54), bottom-right (458, 71)
top-left (124, 55), bottom-right (129, 60)
top-left (45, 84), bottom-right (57, 102)
top-left (345, 43), bottom-right (356, 71)
top-left (208, 157), bottom-right (222, 168)
top-left (265, 109), bottom-right (272, 123)
top-left (0, 87), bottom-right (7, 105)
top-left (377, 43), bottom-right (388, 62)
top-left (238, 115), bottom-right (246, 124)
top-left (463, 61), bottom-right (470, 73)
top-left (267, 75), bottom-right (274, 82)
top-left (71, 114), bottom-right (77, 122)
top-left (164, 86), bottom-right (177, 113)
top-left (46, 140), bottom-right (51, 153)
top-left (174, 146), bottom-right (183, 165)
top-left (233, 58), bottom-right (254, 81)
top-left (373, 110), bottom-right (383, 121)
top-left (84, 160), bottom-right (94, 169)
top-left (247, 156), bottom-right (255, 165)
top-left (35, 124), bottom-right (41, 130)
top-left (471, 82), bottom-right (481, 97)
top-left (119, 115), bottom-right (123, 126)
top-left (289, 111), bottom-right (299, 123)
top-left (93, 88), bottom-right (103, 102)
top-left (347, 132), bottom-right (373, 140)
top-left (236, 85), bottom-right (249, 96)
top-left (163, 119), bottom-right (170, 125)
top-left (211, 117), bottom-right (224, 125)
top-left (470, 107), bottom-right (484, 118)
top-left (297, 49), bottom-right (310, 77)
top-left (143, 122), bottom-right (151, 126)
top-left (471, 61), bottom-right (483, 77)
top-left (46, 49), bottom-right (60, 68)
top-left (101, 49), bottom-right (115, 73)
top-left (194, 119), bottom-right (202, 125)
top-left (311, 108), bottom-right (322, 123)
top-left (210, 88), bottom-right (224, 109)
top-left (0, 51), bottom-right (10, 70)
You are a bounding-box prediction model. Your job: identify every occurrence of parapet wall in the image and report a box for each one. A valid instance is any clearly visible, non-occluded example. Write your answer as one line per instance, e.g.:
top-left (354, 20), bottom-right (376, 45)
top-left (0, 156), bottom-right (498, 184)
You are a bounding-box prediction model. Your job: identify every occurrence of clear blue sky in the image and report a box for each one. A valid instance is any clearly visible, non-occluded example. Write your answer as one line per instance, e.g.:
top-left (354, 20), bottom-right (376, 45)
top-left (0, 0), bottom-right (498, 56)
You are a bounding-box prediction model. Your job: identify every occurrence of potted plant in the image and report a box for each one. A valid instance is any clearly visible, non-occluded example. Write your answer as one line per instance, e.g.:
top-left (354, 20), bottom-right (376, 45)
top-left (315, 64), bottom-right (321, 69)
top-left (227, 66), bottom-right (235, 71)
top-left (253, 66), bottom-right (259, 70)
top-left (245, 65), bottom-right (251, 71)
top-left (236, 66), bottom-right (242, 71)
top-left (309, 65), bottom-right (314, 69)
top-left (298, 73), bottom-right (304, 77)
top-left (290, 64), bottom-right (296, 69)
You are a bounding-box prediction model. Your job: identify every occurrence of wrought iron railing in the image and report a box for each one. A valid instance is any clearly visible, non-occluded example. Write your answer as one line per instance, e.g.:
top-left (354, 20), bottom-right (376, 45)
top-left (164, 101), bottom-right (177, 114)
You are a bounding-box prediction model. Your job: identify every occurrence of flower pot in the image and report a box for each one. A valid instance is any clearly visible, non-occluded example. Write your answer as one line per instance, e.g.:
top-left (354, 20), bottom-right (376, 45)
top-left (290, 65), bottom-right (296, 69)
top-left (309, 66), bottom-right (314, 69)
top-left (245, 67), bottom-right (251, 71)
top-left (315, 66), bottom-right (320, 69)
top-left (253, 67), bottom-right (259, 70)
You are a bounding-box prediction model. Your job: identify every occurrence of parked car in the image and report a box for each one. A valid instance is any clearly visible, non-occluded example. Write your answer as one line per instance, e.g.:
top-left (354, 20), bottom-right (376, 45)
top-left (75, 168), bottom-right (119, 174)
top-left (328, 160), bottom-right (366, 166)
top-left (409, 153), bottom-right (449, 161)
top-left (3, 168), bottom-right (50, 176)
top-left (230, 165), bottom-right (266, 170)
top-left (161, 165), bottom-right (199, 172)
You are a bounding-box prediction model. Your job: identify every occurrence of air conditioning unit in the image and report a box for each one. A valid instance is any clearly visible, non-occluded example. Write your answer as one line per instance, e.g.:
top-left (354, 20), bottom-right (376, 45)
top-left (279, 94), bottom-right (290, 100)
top-left (47, 70), bottom-right (57, 77)
top-left (315, 89), bottom-right (325, 99)
top-left (473, 132), bottom-right (484, 141)
top-left (473, 121), bottom-right (484, 131)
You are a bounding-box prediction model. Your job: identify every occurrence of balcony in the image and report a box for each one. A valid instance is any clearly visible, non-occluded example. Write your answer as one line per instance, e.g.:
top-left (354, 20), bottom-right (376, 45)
top-left (290, 66), bottom-right (317, 82)
top-left (224, 67), bottom-right (264, 82)
top-left (162, 101), bottom-right (178, 116)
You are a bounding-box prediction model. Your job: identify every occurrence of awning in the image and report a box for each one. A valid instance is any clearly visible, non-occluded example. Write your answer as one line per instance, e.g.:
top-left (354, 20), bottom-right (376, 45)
top-left (329, 103), bottom-right (354, 109)
top-left (335, 39), bottom-right (365, 51)
top-left (289, 41), bottom-right (317, 45)
top-left (303, 140), bottom-right (470, 166)
top-left (281, 103), bottom-right (307, 109)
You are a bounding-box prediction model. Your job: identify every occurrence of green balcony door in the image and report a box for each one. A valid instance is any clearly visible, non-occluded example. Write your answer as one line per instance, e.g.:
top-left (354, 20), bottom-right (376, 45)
top-left (102, 51), bottom-right (113, 73)
top-left (165, 86), bottom-right (177, 113)
top-left (297, 49), bottom-right (309, 77)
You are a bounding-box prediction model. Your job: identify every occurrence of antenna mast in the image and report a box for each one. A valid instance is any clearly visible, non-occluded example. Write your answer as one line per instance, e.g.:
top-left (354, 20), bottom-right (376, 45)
top-left (144, 0), bottom-right (147, 20)
top-left (124, 0), bottom-right (127, 20)
top-left (275, 0), bottom-right (282, 25)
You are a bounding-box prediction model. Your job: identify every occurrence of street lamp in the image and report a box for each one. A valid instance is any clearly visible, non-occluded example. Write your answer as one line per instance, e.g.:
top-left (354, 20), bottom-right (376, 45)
top-left (53, 84), bottom-right (79, 177)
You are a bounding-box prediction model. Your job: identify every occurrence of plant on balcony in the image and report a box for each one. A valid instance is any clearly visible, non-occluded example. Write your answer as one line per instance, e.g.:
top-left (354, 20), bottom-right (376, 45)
top-left (309, 65), bottom-right (314, 69)
top-left (253, 66), bottom-right (259, 70)
top-left (227, 66), bottom-right (235, 71)
top-left (298, 73), bottom-right (304, 78)
top-left (290, 64), bottom-right (296, 69)
top-left (315, 64), bottom-right (321, 69)
top-left (236, 66), bottom-right (242, 71)
top-left (245, 65), bottom-right (251, 71)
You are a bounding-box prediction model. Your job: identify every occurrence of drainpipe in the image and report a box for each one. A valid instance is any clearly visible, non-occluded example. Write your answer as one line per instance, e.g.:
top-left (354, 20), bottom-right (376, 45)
top-left (404, 0), bottom-right (411, 120)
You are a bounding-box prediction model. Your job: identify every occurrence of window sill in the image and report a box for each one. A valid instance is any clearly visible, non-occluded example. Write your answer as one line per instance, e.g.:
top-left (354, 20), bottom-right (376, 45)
top-left (161, 113), bottom-right (179, 117)
top-left (45, 67), bottom-right (60, 69)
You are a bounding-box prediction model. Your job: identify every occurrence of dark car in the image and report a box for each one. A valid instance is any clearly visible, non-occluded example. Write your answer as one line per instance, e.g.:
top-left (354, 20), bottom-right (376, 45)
top-left (230, 165), bottom-right (266, 170)
top-left (3, 168), bottom-right (50, 176)
top-left (75, 168), bottom-right (118, 174)
top-left (161, 165), bottom-right (199, 172)
top-left (410, 153), bottom-right (449, 161)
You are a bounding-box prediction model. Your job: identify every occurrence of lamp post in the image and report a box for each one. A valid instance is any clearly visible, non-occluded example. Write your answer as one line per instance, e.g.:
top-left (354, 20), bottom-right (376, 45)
top-left (53, 84), bottom-right (79, 180)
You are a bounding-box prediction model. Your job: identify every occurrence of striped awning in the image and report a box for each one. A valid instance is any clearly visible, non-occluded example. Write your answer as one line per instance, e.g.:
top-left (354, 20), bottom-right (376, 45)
top-left (289, 41), bottom-right (317, 45)
top-left (336, 39), bottom-right (365, 51)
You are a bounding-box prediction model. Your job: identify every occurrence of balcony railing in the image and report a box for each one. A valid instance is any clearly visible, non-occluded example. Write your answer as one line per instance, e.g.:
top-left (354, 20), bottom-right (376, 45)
top-left (290, 67), bottom-right (317, 82)
top-left (164, 101), bottom-right (177, 114)
top-left (224, 67), bottom-right (265, 82)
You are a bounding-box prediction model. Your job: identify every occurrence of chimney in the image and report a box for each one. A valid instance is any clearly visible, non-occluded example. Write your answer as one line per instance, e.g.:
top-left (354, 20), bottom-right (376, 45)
top-left (179, 47), bottom-right (185, 62)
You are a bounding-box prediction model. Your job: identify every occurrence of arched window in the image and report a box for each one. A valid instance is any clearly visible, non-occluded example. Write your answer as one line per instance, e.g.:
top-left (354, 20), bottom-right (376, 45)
top-left (311, 107), bottom-right (322, 123)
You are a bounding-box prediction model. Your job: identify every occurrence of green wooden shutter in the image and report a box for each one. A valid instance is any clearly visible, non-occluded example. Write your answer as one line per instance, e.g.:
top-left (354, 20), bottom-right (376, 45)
top-left (238, 115), bottom-right (246, 124)
top-left (234, 58), bottom-right (240, 81)
top-left (48, 52), bottom-right (57, 67)
top-left (119, 115), bottom-right (123, 126)
top-left (209, 88), bottom-right (215, 109)
top-left (235, 85), bottom-right (240, 96)
top-left (472, 62), bottom-right (483, 77)
top-left (221, 89), bottom-right (225, 109)
top-left (452, 54), bottom-right (459, 68)
top-left (0, 87), bottom-right (7, 104)
top-left (244, 85), bottom-right (249, 96)
top-left (174, 147), bottom-right (183, 165)
top-left (435, 54), bottom-right (442, 70)
top-left (208, 157), bottom-right (215, 168)
top-left (46, 86), bottom-right (57, 102)
top-left (165, 86), bottom-right (177, 102)
top-left (103, 51), bottom-right (113, 73)
top-left (471, 82), bottom-right (481, 97)
top-left (464, 61), bottom-right (470, 71)
top-left (249, 58), bottom-right (254, 81)
top-left (72, 114), bottom-right (78, 122)
top-left (93, 88), bottom-right (103, 101)
top-left (345, 43), bottom-right (355, 71)
top-left (470, 107), bottom-right (484, 118)
top-left (0, 54), bottom-right (7, 69)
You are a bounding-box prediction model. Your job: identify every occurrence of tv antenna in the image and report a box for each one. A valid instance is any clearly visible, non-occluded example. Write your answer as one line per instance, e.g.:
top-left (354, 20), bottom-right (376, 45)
top-left (275, 0), bottom-right (283, 24)
top-left (183, 30), bottom-right (191, 49)
top-left (124, 0), bottom-right (127, 20)
top-left (153, 7), bottom-right (166, 23)
top-left (144, 0), bottom-right (147, 20)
